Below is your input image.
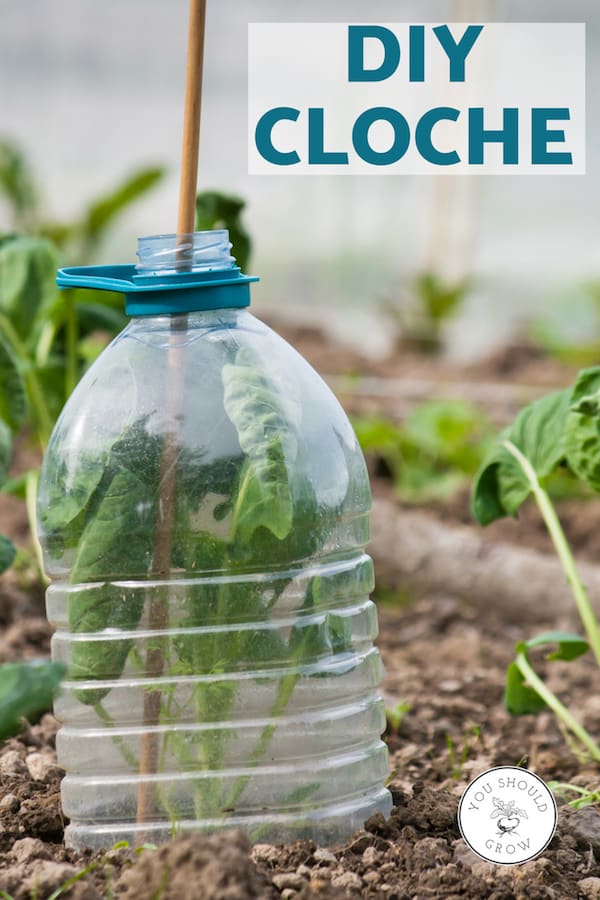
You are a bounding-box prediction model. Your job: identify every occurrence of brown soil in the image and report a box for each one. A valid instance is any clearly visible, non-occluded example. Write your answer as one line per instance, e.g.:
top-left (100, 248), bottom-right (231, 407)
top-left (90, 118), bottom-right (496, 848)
top-left (1, 581), bottom-right (600, 898)
top-left (2, 331), bottom-right (600, 897)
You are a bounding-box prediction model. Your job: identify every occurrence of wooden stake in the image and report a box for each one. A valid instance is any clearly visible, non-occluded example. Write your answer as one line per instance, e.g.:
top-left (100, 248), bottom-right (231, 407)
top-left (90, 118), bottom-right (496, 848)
top-left (136, 0), bottom-right (207, 828)
top-left (177, 0), bottom-right (207, 239)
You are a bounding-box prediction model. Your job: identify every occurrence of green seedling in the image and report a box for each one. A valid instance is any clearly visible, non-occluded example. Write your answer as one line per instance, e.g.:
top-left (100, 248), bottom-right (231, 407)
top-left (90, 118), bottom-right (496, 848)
top-left (385, 700), bottom-right (412, 731)
top-left (0, 840), bottom-right (155, 900)
top-left (472, 367), bottom-right (600, 761)
top-left (446, 725), bottom-right (482, 780)
top-left (547, 781), bottom-right (600, 809)
top-left (354, 399), bottom-right (493, 503)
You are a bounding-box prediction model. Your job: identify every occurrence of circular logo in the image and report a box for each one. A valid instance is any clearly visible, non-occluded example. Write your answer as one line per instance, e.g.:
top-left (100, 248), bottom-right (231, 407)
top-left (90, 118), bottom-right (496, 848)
top-left (458, 766), bottom-right (557, 865)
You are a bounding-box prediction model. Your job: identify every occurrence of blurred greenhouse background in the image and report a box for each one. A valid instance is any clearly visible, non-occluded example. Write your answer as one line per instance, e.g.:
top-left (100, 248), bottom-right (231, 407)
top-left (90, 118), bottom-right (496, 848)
top-left (0, 0), bottom-right (597, 360)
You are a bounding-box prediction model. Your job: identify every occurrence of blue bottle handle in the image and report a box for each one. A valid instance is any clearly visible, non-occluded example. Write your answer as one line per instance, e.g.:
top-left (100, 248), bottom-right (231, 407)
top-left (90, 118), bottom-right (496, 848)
top-left (57, 265), bottom-right (259, 316)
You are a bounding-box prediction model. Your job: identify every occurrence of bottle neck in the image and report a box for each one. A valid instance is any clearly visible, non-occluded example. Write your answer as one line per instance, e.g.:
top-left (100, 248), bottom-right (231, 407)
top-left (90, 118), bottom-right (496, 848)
top-left (135, 230), bottom-right (236, 276)
top-left (55, 230), bottom-right (259, 318)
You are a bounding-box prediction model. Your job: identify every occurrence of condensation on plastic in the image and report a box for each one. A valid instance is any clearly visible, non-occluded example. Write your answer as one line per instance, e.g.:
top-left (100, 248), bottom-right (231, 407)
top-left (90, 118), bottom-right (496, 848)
top-left (38, 235), bottom-right (391, 850)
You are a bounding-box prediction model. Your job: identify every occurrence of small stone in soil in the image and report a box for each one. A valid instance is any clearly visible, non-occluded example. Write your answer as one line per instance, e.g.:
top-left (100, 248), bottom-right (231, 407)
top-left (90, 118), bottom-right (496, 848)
top-left (0, 751), bottom-right (27, 776)
top-left (0, 793), bottom-right (19, 812)
top-left (361, 846), bottom-right (380, 866)
top-left (251, 843), bottom-right (279, 864)
top-left (313, 847), bottom-right (337, 864)
top-left (579, 877), bottom-right (600, 900)
top-left (26, 751), bottom-right (60, 782)
top-left (11, 837), bottom-right (51, 863)
top-left (331, 871), bottom-right (363, 891)
top-left (22, 861), bottom-right (79, 895)
top-left (272, 872), bottom-right (306, 891)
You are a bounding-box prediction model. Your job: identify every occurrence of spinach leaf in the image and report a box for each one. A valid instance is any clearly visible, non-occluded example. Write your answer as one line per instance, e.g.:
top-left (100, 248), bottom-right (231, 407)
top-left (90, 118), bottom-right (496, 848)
top-left (81, 168), bottom-right (165, 245)
top-left (223, 348), bottom-right (296, 543)
top-left (39, 449), bottom-right (106, 539)
top-left (0, 417), bottom-right (11, 485)
top-left (68, 468), bottom-right (155, 704)
top-left (0, 331), bottom-right (26, 431)
top-left (0, 535), bottom-right (16, 575)
top-left (0, 660), bottom-right (65, 740)
top-left (472, 389), bottom-right (572, 525)
top-left (0, 235), bottom-right (57, 341)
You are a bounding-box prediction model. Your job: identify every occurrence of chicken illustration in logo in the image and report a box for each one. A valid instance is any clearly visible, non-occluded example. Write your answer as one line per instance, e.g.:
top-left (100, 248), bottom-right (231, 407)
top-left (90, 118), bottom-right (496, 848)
top-left (490, 797), bottom-right (528, 836)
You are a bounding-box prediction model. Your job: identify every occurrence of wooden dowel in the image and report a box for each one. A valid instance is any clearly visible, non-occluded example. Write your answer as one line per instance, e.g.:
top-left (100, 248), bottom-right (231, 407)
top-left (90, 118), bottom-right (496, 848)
top-left (137, 0), bottom-right (207, 829)
top-left (177, 0), bottom-right (207, 239)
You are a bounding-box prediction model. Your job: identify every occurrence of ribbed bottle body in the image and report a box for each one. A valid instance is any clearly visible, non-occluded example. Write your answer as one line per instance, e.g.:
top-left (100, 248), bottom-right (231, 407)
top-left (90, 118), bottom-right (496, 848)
top-left (38, 307), bottom-right (391, 849)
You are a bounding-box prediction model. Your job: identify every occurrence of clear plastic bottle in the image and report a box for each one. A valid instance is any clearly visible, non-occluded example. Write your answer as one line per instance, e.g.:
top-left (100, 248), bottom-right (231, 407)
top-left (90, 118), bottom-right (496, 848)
top-left (38, 231), bottom-right (391, 850)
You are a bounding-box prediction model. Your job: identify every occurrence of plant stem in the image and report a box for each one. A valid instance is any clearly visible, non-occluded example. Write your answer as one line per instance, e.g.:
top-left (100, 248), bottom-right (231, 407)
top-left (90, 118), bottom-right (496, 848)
top-left (136, 321), bottom-right (186, 826)
top-left (94, 701), bottom-right (139, 770)
top-left (64, 289), bottom-right (78, 399)
top-left (503, 440), bottom-right (600, 667)
top-left (25, 468), bottom-right (48, 584)
top-left (0, 314), bottom-right (53, 447)
top-left (515, 649), bottom-right (600, 761)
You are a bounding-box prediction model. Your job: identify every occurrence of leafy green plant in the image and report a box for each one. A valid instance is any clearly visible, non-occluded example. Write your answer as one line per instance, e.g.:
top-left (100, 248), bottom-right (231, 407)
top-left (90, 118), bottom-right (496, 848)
top-left (0, 142), bottom-right (38, 231)
top-left (472, 367), bottom-right (600, 761)
top-left (0, 660), bottom-right (65, 740)
top-left (0, 146), bottom-right (252, 578)
top-left (385, 272), bottom-right (470, 354)
top-left (0, 140), bottom-right (164, 265)
top-left (41, 343), bottom-right (361, 826)
top-left (196, 191), bottom-right (251, 272)
top-left (354, 399), bottom-right (493, 503)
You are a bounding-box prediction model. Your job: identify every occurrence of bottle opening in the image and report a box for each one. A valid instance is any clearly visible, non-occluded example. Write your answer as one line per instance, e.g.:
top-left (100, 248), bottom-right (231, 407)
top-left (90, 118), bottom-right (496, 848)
top-left (135, 230), bottom-right (236, 275)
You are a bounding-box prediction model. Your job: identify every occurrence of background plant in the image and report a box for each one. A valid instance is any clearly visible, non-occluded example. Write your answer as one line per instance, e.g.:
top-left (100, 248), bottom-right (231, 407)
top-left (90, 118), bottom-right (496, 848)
top-left (384, 272), bottom-right (470, 355)
top-left (353, 399), bottom-right (493, 503)
top-left (0, 138), bottom-right (252, 577)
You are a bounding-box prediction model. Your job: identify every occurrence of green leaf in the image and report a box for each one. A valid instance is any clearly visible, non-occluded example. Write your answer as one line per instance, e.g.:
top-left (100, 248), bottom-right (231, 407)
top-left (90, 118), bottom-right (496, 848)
top-left (414, 272), bottom-right (469, 323)
top-left (67, 468), bottom-right (154, 704)
top-left (0, 331), bottom-right (26, 430)
top-left (39, 450), bottom-right (106, 536)
top-left (0, 418), bottom-right (11, 486)
top-left (0, 142), bottom-right (38, 228)
top-left (81, 167), bottom-right (165, 241)
top-left (0, 535), bottom-right (16, 574)
top-left (503, 661), bottom-right (548, 716)
top-left (222, 348), bottom-right (296, 542)
top-left (564, 367), bottom-right (600, 492)
top-left (524, 631), bottom-right (589, 662)
top-left (71, 469), bottom-right (153, 581)
top-left (0, 235), bottom-right (57, 340)
top-left (472, 389), bottom-right (572, 525)
top-left (196, 191), bottom-right (252, 272)
top-left (0, 660), bottom-right (65, 740)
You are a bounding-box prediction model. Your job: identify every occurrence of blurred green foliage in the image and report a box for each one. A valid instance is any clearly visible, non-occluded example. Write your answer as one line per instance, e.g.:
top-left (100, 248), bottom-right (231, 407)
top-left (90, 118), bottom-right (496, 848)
top-left (353, 399), bottom-right (494, 503)
top-left (386, 272), bottom-right (470, 355)
top-left (196, 190), bottom-right (252, 272)
top-left (0, 660), bottom-right (65, 741)
top-left (530, 281), bottom-right (600, 366)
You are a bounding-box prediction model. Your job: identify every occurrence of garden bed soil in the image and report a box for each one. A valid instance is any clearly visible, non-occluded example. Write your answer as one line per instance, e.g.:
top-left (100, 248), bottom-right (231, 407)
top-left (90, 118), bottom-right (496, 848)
top-left (2, 328), bottom-right (600, 897)
top-left (2, 574), bottom-right (600, 898)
